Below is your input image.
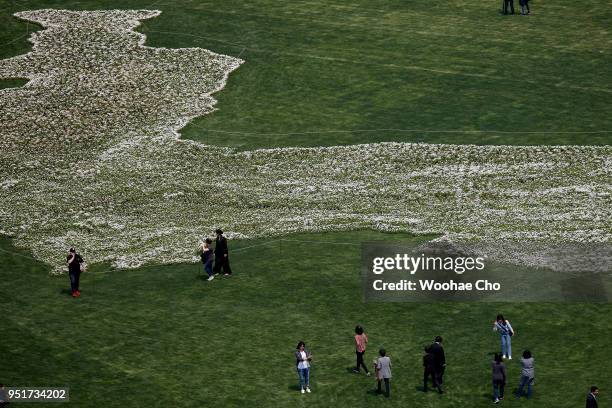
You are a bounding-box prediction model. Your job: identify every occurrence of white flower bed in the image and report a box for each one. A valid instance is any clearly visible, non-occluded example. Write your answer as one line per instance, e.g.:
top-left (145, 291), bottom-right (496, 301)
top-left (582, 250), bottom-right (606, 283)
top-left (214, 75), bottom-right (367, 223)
top-left (0, 9), bottom-right (610, 272)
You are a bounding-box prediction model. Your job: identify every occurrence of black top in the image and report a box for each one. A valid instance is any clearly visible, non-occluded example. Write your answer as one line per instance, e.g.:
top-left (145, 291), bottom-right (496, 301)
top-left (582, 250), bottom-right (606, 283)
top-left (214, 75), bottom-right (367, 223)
top-left (201, 247), bottom-right (213, 263)
top-left (214, 236), bottom-right (228, 257)
top-left (430, 342), bottom-right (445, 367)
top-left (67, 253), bottom-right (83, 273)
top-left (423, 352), bottom-right (435, 369)
top-left (586, 393), bottom-right (598, 408)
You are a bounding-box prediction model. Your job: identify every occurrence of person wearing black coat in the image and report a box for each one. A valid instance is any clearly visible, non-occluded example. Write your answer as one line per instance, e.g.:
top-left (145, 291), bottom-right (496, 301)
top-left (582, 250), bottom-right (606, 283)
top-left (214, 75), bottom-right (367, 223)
top-left (430, 336), bottom-right (446, 388)
top-left (213, 229), bottom-right (232, 276)
top-left (66, 247), bottom-right (84, 298)
top-left (423, 346), bottom-right (442, 393)
top-left (586, 386), bottom-right (599, 408)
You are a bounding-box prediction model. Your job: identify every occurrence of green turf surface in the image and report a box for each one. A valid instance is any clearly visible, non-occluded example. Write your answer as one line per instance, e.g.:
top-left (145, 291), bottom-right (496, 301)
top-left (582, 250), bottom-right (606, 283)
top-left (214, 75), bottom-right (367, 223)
top-left (1, 0), bottom-right (612, 149)
top-left (1, 233), bottom-right (610, 407)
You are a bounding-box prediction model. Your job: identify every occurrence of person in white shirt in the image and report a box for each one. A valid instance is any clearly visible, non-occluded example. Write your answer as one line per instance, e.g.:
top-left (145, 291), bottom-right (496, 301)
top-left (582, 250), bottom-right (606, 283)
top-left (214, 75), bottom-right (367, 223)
top-left (295, 341), bottom-right (313, 394)
top-left (493, 314), bottom-right (515, 359)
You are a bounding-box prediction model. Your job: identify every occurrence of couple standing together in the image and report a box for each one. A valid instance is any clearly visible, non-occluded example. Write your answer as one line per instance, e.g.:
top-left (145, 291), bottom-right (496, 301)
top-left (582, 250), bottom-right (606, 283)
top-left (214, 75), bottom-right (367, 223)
top-left (200, 229), bottom-right (232, 281)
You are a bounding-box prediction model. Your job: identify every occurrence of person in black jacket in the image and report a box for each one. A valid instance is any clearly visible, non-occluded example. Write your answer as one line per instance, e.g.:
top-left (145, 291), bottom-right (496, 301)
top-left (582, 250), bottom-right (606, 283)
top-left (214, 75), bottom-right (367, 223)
top-left (430, 336), bottom-right (446, 389)
top-left (586, 386), bottom-right (599, 408)
top-left (66, 247), bottom-right (83, 298)
top-left (423, 346), bottom-right (442, 393)
top-left (213, 229), bottom-right (232, 276)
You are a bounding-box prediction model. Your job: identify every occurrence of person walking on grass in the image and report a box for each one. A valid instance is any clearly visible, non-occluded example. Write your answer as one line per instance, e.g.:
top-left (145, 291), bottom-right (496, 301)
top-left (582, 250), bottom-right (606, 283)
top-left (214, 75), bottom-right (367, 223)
top-left (493, 314), bottom-right (514, 359)
top-left (200, 238), bottom-right (214, 281)
top-left (430, 336), bottom-right (446, 388)
top-left (492, 353), bottom-right (507, 404)
top-left (586, 386), bottom-right (599, 408)
top-left (375, 348), bottom-right (392, 398)
top-left (503, 0), bottom-right (515, 14)
top-left (66, 247), bottom-right (84, 298)
top-left (423, 345), bottom-right (442, 394)
top-left (213, 229), bottom-right (232, 276)
top-left (295, 341), bottom-right (312, 394)
top-left (519, 0), bottom-right (530, 15)
top-left (352, 325), bottom-right (370, 376)
top-left (515, 350), bottom-right (535, 399)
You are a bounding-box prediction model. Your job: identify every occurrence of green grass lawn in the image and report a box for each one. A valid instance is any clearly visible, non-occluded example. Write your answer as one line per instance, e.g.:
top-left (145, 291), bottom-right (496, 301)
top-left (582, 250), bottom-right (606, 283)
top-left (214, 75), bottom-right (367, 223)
top-left (1, 1), bottom-right (611, 407)
top-left (1, 0), bottom-right (612, 149)
top-left (1, 233), bottom-right (610, 407)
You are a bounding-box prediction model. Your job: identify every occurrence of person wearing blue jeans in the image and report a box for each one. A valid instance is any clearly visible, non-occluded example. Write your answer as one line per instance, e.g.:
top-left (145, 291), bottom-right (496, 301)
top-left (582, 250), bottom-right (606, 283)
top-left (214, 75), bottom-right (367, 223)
top-left (295, 341), bottom-right (312, 394)
top-left (516, 350), bottom-right (535, 398)
top-left (493, 314), bottom-right (514, 359)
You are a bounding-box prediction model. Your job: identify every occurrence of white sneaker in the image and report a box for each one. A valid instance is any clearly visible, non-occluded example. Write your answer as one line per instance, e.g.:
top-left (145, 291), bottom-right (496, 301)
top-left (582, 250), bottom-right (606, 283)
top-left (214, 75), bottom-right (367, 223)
top-left (494, 398), bottom-right (500, 404)
top-left (306, 387), bottom-right (311, 393)
top-left (508, 356), bottom-right (512, 360)
top-left (207, 276), bottom-right (214, 281)
top-left (502, 355), bottom-right (507, 359)
top-left (301, 389), bottom-right (305, 394)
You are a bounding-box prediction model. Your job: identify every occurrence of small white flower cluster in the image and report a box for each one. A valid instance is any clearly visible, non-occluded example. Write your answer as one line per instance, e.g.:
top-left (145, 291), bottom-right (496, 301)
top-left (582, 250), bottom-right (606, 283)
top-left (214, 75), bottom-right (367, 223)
top-left (0, 10), bottom-right (610, 273)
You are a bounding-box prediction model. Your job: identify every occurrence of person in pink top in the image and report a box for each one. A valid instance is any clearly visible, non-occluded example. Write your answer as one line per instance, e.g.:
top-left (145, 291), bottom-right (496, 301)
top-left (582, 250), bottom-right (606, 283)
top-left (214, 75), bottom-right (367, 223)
top-left (353, 325), bottom-right (371, 375)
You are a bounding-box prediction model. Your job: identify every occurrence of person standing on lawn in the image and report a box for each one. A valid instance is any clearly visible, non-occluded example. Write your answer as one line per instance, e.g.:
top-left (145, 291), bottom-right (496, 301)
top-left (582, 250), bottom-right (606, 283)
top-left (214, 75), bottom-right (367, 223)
top-left (353, 325), bottom-right (370, 375)
top-left (423, 345), bottom-right (442, 393)
top-left (586, 386), bottom-right (599, 408)
top-left (66, 247), bottom-right (84, 298)
top-left (519, 0), bottom-right (530, 15)
top-left (492, 353), bottom-right (507, 403)
top-left (200, 238), bottom-right (214, 281)
top-left (493, 314), bottom-right (514, 359)
top-left (430, 336), bottom-right (446, 389)
top-left (515, 350), bottom-right (535, 398)
top-left (295, 341), bottom-right (312, 394)
top-left (503, 0), bottom-right (515, 14)
top-left (375, 348), bottom-right (392, 398)
top-left (213, 229), bottom-right (232, 276)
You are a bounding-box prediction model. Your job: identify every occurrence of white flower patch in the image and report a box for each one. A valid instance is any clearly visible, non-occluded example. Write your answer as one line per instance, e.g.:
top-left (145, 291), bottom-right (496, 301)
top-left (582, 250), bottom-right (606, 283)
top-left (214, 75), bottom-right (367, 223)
top-left (0, 9), bottom-right (611, 273)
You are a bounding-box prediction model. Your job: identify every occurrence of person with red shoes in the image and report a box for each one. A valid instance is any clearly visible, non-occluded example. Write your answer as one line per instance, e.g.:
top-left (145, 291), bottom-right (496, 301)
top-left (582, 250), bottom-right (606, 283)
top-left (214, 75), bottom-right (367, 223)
top-left (66, 247), bottom-right (84, 297)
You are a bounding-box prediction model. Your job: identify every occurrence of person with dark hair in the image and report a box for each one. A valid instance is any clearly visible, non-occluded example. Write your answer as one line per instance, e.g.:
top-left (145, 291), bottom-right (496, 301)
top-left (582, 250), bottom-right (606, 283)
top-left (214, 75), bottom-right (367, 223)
top-left (423, 345), bottom-right (442, 393)
top-left (519, 0), bottom-right (530, 15)
top-left (503, 0), bottom-right (515, 15)
top-left (352, 325), bottom-right (370, 375)
top-left (295, 341), bottom-right (312, 394)
top-left (66, 247), bottom-right (84, 298)
top-left (493, 314), bottom-right (514, 359)
top-left (0, 383), bottom-right (8, 407)
top-left (200, 238), bottom-right (214, 281)
top-left (213, 229), bottom-right (232, 276)
top-left (515, 350), bottom-right (534, 398)
top-left (430, 336), bottom-right (446, 388)
top-left (586, 386), bottom-right (599, 408)
top-left (492, 353), bottom-right (507, 403)
top-left (375, 348), bottom-right (392, 398)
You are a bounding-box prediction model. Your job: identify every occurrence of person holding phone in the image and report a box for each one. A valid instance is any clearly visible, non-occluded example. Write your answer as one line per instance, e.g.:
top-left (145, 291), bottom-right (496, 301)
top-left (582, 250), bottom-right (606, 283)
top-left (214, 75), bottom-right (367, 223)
top-left (66, 247), bottom-right (84, 298)
top-left (493, 314), bottom-right (514, 359)
top-left (295, 341), bottom-right (312, 394)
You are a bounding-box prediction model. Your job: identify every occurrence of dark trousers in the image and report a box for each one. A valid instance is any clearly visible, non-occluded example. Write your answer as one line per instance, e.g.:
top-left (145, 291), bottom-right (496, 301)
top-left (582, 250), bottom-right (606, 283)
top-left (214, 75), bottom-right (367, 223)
top-left (493, 379), bottom-right (505, 400)
top-left (519, 0), bottom-right (530, 13)
top-left (355, 351), bottom-right (369, 373)
top-left (504, 0), bottom-right (515, 14)
top-left (377, 378), bottom-right (390, 398)
top-left (203, 260), bottom-right (213, 277)
top-left (435, 365), bottom-right (445, 385)
top-left (69, 271), bottom-right (80, 292)
top-left (424, 368), bottom-right (442, 392)
top-left (213, 256), bottom-right (232, 275)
